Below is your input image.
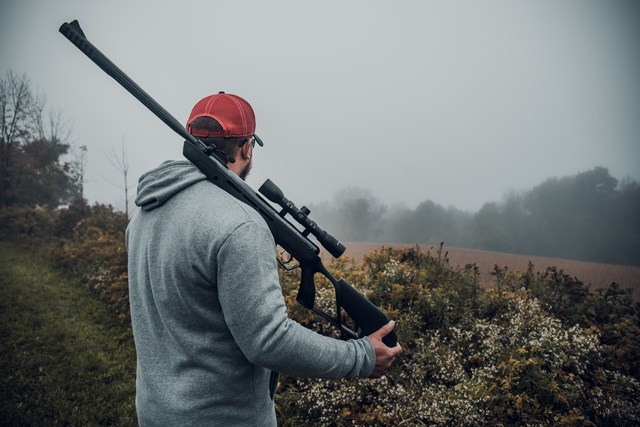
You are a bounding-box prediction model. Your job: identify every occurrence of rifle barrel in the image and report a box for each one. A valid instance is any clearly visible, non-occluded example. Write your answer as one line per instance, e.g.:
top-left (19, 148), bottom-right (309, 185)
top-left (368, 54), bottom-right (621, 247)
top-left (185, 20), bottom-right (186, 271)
top-left (59, 20), bottom-right (196, 145)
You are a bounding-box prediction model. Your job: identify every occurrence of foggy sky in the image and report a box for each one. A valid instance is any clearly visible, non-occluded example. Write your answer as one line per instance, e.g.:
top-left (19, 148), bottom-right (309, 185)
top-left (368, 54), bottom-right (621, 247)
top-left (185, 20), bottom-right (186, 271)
top-left (1, 0), bottom-right (639, 214)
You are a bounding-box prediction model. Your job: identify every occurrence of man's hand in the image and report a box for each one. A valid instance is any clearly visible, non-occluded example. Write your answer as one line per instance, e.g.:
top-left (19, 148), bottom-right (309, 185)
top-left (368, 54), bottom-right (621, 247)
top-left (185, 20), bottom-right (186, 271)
top-left (368, 321), bottom-right (403, 378)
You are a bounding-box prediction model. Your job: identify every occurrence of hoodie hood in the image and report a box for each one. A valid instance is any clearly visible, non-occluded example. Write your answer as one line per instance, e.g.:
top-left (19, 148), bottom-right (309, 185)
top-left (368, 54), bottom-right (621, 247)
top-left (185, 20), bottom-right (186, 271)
top-left (135, 161), bottom-right (208, 211)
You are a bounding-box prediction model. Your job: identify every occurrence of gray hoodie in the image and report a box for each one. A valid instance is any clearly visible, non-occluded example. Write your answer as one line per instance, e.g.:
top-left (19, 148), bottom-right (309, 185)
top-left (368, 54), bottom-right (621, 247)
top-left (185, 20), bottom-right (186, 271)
top-left (126, 161), bottom-right (375, 426)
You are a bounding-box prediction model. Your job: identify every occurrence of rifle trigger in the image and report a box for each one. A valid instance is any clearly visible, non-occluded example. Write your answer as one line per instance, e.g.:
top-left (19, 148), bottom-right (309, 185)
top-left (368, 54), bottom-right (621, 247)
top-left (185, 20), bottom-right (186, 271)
top-left (277, 250), bottom-right (300, 271)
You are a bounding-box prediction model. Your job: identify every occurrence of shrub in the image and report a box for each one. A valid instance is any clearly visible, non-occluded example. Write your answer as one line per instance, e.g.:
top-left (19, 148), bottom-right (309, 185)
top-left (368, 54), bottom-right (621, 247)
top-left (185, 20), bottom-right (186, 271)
top-left (0, 204), bottom-right (57, 243)
top-left (0, 202), bottom-right (131, 320)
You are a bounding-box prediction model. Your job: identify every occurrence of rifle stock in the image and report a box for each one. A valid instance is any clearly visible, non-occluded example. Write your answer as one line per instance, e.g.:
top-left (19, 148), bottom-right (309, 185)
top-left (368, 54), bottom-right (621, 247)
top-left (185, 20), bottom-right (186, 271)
top-left (59, 19), bottom-right (398, 348)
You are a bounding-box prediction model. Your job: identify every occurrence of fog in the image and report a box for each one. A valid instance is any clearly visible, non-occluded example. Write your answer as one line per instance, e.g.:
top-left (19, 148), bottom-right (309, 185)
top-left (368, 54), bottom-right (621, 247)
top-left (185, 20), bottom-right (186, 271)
top-left (1, 0), bottom-right (639, 214)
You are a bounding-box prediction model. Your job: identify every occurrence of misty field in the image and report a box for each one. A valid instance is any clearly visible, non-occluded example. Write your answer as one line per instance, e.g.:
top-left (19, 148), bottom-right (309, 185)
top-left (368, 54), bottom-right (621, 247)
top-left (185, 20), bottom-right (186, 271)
top-left (340, 242), bottom-right (640, 301)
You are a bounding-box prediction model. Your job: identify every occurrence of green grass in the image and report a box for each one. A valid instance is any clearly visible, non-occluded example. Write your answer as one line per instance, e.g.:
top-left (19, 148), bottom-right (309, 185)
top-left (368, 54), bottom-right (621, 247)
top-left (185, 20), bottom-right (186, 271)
top-left (0, 241), bottom-right (137, 426)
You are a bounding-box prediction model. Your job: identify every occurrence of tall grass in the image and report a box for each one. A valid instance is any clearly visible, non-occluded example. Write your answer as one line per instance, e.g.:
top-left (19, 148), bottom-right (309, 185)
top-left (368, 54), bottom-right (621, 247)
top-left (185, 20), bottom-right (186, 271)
top-left (0, 241), bottom-right (137, 426)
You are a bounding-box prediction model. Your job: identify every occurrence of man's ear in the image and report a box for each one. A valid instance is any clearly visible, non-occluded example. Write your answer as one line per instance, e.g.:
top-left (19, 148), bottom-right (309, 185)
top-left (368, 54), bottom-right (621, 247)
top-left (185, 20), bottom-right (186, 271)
top-left (240, 138), bottom-right (252, 159)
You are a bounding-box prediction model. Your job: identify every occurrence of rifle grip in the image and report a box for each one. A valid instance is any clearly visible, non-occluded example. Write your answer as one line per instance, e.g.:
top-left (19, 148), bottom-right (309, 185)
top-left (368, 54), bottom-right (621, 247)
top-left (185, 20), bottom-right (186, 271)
top-left (335, 279), bottom-right (398, 347)
top-left (296, 267), bottom-right (315, 309)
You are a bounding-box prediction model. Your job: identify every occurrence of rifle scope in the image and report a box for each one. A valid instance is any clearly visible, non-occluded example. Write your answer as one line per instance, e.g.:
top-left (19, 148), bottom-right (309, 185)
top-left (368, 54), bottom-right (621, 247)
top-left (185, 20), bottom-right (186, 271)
top-left (259, 179), bottom-right (346, 259)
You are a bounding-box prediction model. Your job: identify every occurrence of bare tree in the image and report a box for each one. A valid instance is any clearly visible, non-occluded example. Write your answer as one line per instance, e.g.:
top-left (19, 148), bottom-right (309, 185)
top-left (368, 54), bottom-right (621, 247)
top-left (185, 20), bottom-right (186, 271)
top-left (0, 71), bottom-right (32, 207)
top-left (44, 107), bottom-right (73, 146)
top-left (70, 145), bottom-right (89, 200)
top-left (104, 136), bottom-right (135, 217)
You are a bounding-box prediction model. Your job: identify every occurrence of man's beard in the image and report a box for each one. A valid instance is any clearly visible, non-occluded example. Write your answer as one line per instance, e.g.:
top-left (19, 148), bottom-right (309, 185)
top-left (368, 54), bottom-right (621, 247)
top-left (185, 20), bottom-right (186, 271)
top-left (239, 159), bottom-right (252, 181)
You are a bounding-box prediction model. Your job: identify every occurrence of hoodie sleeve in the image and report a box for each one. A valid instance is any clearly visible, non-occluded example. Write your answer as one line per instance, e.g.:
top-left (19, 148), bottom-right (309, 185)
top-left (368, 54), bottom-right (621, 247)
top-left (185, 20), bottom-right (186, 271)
top-left (216, 219), bottom-right (375, 379)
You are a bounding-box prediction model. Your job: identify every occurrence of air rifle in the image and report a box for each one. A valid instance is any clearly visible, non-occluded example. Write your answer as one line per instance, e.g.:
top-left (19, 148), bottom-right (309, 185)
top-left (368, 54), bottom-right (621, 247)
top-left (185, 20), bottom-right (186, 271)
top-left (58, 20), bottom-right (397, 347)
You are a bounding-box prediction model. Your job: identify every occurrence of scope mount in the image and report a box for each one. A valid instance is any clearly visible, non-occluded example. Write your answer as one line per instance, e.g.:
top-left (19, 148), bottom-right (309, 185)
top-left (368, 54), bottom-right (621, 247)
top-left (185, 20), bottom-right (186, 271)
top-left (258, 179), bottom-right (345, 259)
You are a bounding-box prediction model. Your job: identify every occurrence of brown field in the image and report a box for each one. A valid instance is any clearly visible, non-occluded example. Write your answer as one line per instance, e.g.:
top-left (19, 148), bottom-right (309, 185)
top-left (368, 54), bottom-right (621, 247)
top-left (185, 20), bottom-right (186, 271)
top-left (336, 242), bottom-right (640, 301)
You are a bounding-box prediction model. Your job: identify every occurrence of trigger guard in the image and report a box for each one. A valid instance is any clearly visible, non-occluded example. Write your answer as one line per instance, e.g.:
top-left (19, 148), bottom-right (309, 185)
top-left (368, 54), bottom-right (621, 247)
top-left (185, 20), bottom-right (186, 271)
top-left (276, 256), bottom-right (300, 271)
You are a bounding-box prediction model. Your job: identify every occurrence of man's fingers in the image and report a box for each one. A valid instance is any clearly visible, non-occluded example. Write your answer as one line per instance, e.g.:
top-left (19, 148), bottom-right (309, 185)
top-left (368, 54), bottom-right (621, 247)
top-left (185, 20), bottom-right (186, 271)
top-left (368, 320), bottom-right (402, 379)
top-left (370, 320), bottom-right (395, 341)
top-left (389, 342), bottom-right (403, 356)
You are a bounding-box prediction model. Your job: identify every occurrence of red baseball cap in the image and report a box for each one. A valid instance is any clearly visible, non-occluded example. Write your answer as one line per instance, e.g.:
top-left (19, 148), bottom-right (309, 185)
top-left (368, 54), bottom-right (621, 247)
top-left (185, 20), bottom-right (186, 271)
top-left (186, 92), bottom-right (262, 145)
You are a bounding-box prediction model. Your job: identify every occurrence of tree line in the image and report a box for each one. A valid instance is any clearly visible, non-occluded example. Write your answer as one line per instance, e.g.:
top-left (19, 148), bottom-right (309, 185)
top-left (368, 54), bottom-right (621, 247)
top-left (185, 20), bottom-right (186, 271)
top-left (309, 167), bottom-right (640, 267)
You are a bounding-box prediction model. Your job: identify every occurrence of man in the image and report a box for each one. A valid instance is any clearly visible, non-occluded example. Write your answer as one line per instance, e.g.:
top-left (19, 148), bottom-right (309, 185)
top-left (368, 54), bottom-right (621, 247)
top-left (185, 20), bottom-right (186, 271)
top-left (126, 92), bottom-right (402, 426)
